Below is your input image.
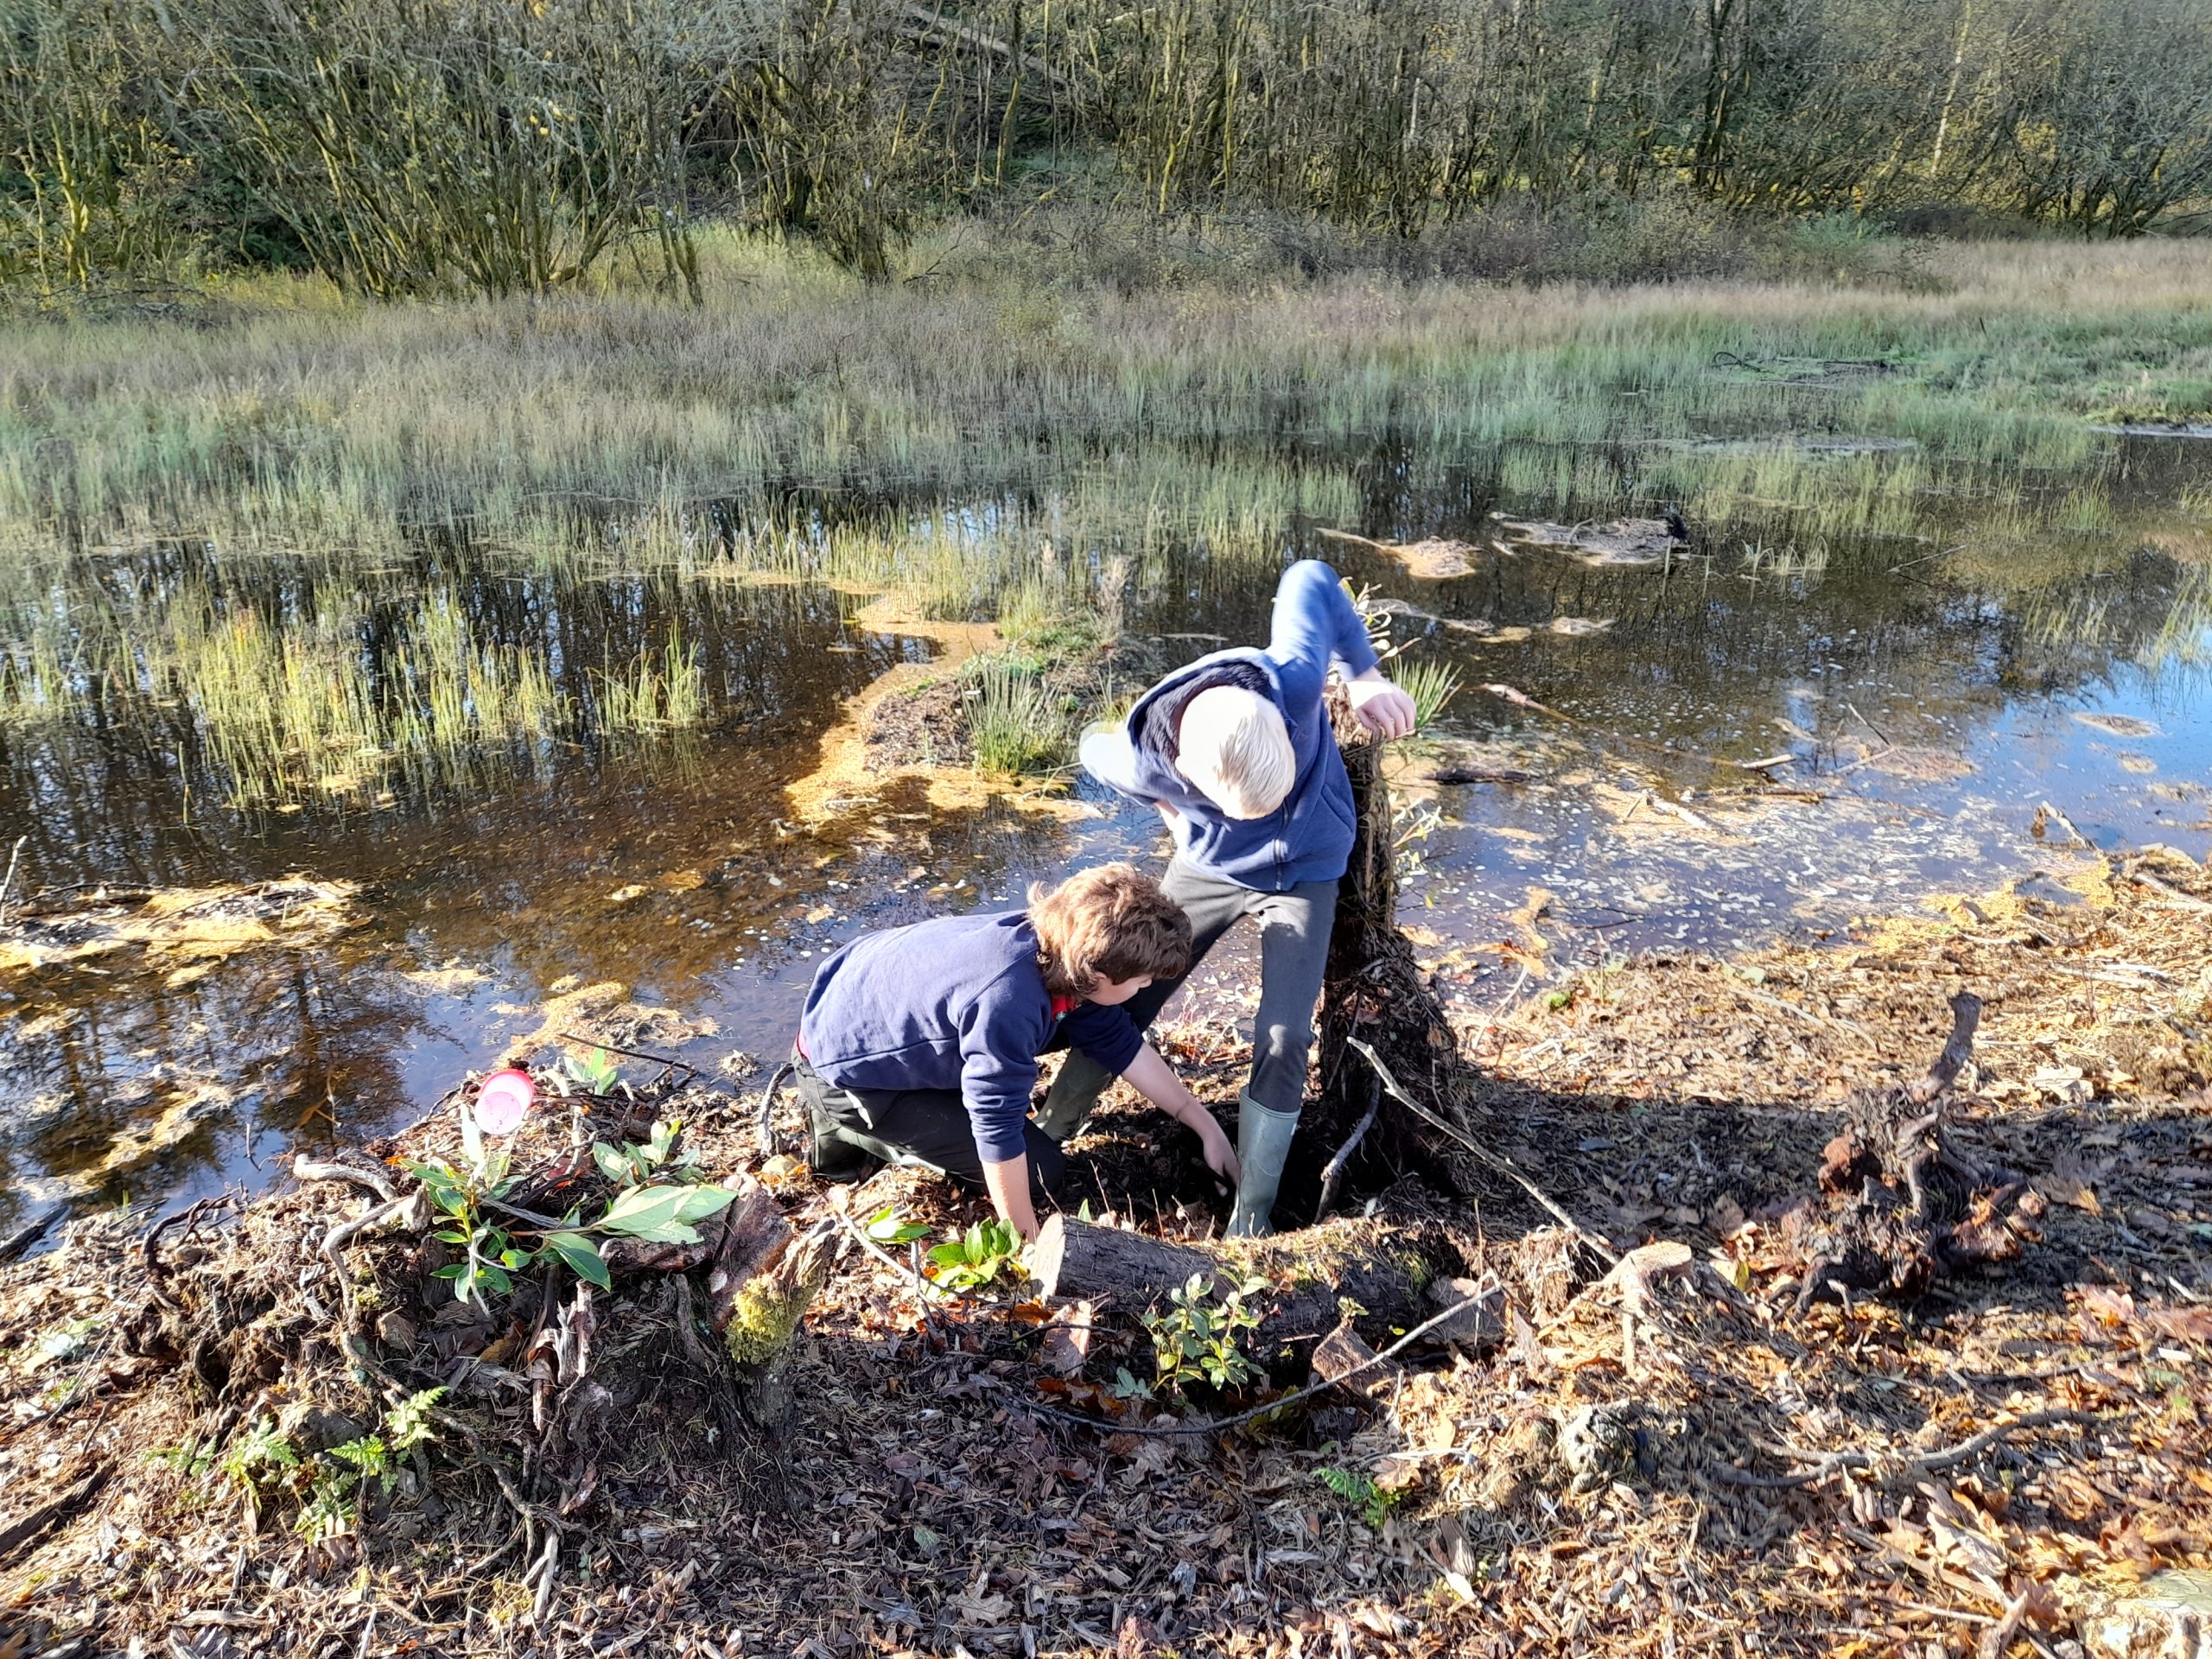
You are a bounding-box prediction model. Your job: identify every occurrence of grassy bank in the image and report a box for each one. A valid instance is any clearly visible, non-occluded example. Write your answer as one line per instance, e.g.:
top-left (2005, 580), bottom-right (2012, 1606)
top-left (3, 229), bottom-right (2210, 804)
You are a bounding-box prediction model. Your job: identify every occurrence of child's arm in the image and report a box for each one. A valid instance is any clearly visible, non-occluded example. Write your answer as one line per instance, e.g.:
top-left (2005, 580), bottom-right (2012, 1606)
top-left (982, 1155), bottom-right (1041, 1243)
top-left (1265, 559), bottom-right (1381, 713)
top-left (1268, 560), bottom-right (1416, 738)
top-left (1120, 1045), bottom-right (1240, 1185)
top-left (959, 994), bottom-right (1048, 1239)
top-left (1061, 1005), bottom-right (1240, 1185)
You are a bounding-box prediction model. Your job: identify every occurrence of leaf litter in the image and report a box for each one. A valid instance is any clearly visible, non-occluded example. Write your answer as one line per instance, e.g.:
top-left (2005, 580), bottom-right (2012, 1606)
top-left (1, 850), bottom-right (2209, 1658)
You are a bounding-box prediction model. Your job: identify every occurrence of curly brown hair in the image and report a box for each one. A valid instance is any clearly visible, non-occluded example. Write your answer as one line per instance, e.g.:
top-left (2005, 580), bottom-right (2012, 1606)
top-left (1029, 863), bottom-right (1192, 1000)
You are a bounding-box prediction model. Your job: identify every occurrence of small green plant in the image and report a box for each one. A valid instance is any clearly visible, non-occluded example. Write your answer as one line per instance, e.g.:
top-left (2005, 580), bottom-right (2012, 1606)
top-left (865, 1205), bottom-right (931, 1246)
top-left (1142, 1273), bottom-right (1266, 1395)
top-left (1110, 1365), bottom-right (1154, 1402)
top-left (384, 1385), bottom-right (448, 1454)
top-left (412, 1084), bottom-right (740, 1304)
top-left (563, 1046), bottom-right (626, 1098)
top-left (147, 1440), bottom-right (217, 1479)
top-left (966, 657), bottom-right (1065, 775)
top-left (1317, 1464), bottom-right (1402, 1529)
top-left (1389, 657), bottom-right (1463, 732)
top-left (275, 1388), bottom-right (447, 1545)
top-left (925, 1218), bottom-right (1024, 1291)
top-left (220, 1418), bottom-right (301, 1491)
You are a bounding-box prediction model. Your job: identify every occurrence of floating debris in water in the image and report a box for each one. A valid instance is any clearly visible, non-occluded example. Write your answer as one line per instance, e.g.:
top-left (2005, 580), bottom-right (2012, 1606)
top-left (2071, 711), bottom-right (2160, 738)
top-left (1317, 526), bottom-right (1481, 579)
top-left (0, 879), bottom-right (363, 981)
top-left (1488, 512), bottom-right (1687, 567)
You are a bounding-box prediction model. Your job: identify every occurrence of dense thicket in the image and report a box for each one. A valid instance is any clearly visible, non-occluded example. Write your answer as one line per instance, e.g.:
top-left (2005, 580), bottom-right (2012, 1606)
top-left (5, 0), bottom-right (2209, 293)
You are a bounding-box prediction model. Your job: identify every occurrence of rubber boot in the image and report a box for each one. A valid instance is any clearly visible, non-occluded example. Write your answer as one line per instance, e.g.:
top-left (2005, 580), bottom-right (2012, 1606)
top-left (1034, 1052), bottom-right (1113, 1144)
top-left (1226, 1093), bottom-right (1299, 1238)
top-left (805, 1096), bottom-right (874, 1183)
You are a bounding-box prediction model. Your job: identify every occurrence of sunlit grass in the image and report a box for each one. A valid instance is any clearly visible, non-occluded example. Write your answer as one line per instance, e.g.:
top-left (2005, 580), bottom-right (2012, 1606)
top-left (966, 657), bottom-right (1064, 775)
top-left (1390, 655), bottom-right (1464, 730)
top-left (5, 230), bottom-right (2212, 811)
top-left (594, 626), bottom-right (704, 734)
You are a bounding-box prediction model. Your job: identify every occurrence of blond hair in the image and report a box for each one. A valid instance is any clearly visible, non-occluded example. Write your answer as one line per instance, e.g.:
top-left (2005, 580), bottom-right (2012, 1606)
top-left (1029, 863), bottom-right (1192, 999)
top-left (1177, 685), bottom-right (1294, 820)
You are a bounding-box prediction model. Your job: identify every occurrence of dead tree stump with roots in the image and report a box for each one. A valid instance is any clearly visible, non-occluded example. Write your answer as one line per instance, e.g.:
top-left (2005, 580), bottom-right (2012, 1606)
top-left (1292, 691), bottom-right (1487, 1217)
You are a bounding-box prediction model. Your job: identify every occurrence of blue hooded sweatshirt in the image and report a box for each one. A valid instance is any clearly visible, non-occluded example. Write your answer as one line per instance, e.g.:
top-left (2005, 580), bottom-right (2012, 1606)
top-left (798, 910), bottom-right (1144, 1165)
top-left (1079, 559), bottom-right (1379, 892)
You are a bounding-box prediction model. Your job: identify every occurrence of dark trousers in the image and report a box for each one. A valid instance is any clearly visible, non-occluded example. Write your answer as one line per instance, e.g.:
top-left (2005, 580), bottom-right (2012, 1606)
top-left (1035, 859), bottom-right (1338, 1138)
top-left (791, 1054), bottom-right (1066, 1204)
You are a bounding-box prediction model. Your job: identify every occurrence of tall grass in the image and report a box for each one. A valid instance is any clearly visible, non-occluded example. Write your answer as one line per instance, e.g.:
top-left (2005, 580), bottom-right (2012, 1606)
top-left (966, 658), bottom-right (1065, 776)
top-left (1391, 657), bottom-right (1464, 732)
top-left (3, 234), bottom-right (2210, 810)
top-left (595, 627), bottom-right (705, 734)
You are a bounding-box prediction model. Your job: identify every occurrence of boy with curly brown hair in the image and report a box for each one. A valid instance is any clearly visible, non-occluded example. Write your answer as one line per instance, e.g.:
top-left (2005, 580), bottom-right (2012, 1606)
top-left (791, 863), bottom-right (1237, 1242)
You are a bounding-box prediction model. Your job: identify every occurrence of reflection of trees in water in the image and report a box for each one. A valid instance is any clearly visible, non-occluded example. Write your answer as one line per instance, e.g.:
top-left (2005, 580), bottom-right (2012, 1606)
top-left (0, 946), bottom-right (417, 1231)
top-left (0, 551), bottom-right (888, 889)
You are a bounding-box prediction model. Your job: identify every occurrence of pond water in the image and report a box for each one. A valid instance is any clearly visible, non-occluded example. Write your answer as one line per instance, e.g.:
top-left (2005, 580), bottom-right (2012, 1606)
top-left (3, 435), bottom-right (2208, 1238)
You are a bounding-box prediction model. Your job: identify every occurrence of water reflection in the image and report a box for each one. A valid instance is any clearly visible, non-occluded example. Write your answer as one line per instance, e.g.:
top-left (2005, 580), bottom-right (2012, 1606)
top-left (3, 435), bottom-right (2209, 1231)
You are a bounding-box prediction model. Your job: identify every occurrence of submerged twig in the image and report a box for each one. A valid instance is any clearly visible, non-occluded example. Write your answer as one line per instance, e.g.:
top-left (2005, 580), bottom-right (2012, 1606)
top-left (0, 835), bottom-right (24, 930)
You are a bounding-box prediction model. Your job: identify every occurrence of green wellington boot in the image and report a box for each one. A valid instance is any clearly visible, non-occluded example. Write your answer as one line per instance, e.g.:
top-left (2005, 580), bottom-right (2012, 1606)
top-left (1226, 1093), bottom-right (1300, 1238)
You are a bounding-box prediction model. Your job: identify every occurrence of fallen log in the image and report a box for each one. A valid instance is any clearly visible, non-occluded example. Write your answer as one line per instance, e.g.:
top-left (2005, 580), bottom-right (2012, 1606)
top-left (1030, 1214), bottom-right (1440, 1358)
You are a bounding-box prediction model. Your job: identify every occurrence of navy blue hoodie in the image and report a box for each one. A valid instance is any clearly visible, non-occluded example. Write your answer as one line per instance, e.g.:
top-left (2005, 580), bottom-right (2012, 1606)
top-left (1080, 560), bottom-right (1379, 891)
top-left (798, 911), bottom-right (1144, 1164)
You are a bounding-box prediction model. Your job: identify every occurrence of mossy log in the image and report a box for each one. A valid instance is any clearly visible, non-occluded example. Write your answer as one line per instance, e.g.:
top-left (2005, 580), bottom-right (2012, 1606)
top-left (1031, 1214), bottom-right (1441, 1356)
top-left (703, 1174), bottom-right (834, 1432)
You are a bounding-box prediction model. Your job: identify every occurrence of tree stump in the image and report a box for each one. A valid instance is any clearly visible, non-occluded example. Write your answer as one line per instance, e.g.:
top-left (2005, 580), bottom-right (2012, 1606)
top-left (1295, 690), bottom-right (1484, 1216)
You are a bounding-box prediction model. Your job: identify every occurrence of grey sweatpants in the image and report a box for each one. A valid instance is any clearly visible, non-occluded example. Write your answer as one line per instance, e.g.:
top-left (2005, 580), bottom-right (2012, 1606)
top-left (1035, 858), bottom-right (1338, 1139)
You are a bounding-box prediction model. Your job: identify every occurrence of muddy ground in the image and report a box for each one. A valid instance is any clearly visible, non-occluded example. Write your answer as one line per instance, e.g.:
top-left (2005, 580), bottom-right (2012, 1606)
top-left (1, 845), bottom-right (2209, 1659)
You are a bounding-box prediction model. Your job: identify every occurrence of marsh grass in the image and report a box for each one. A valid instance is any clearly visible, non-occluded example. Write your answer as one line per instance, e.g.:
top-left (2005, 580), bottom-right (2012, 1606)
top-left (966, 658), bottom-right (1065, 776)
top-left (6, 232), bottom-right (2212, 809)
top-left (594, 626), bottom-right (704, 735)
top-left (1391, 656), bottom-right (1464, 731)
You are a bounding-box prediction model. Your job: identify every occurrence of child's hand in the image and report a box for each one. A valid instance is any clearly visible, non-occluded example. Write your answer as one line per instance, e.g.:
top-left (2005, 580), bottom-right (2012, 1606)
top-left (1197, 1117), bottom-right (1241, 1190)
top-left (1345, 668), bottom-right (1418, 740)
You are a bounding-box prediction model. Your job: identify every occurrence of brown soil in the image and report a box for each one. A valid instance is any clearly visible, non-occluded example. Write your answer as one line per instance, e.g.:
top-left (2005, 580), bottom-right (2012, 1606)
top-left (3, 856), bottom-right (2209, 1659)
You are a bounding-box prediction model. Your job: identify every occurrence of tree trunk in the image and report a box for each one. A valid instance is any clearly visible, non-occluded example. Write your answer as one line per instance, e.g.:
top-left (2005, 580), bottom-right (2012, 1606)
top-left (706, 1174), bottom-right (836, 1433)
top-left (1299, 690), bottom-right (1482, 1217)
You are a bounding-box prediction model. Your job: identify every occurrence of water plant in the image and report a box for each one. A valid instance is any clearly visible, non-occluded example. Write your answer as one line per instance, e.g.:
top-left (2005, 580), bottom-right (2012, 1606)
top-left (966, 657), bottom-right (1064, 775)
top-left (1389, 657), bottom-right (1463, 732)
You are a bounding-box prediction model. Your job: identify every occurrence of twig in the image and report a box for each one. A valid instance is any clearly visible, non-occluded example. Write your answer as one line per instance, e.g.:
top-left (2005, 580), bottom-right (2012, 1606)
top-left (526, 1529), bottom-right (561, 1625)
top-left (0, 835), bottom-right (24, 930)
top-left (1009, 1274), bottom-right (1503, 1439)
top-left (1979, 1589), bottom-right (2033, 1659)
top-left (1313, 1077), bottom-right (1381, 1223)
top-left (756, 1058), bottom-right (796, 1159)
top-left (293, 1155), bottom-right (397, 1203)
top-left (1709, 1408), bottom-right (2107, 1491)
top-left (829, 1195), bottom-right (958, 1303)
top-left (2035, 799), bottom-right (2091, 850)
top-left (1845, 702), bottom-right (1891, 747)
top-left (551, 1032), bottom-right (699, 1078)
top-left (1345, 1036), bottom-right (1617, 1263)
top-left (2126, 862), bottom-right (2212, 914)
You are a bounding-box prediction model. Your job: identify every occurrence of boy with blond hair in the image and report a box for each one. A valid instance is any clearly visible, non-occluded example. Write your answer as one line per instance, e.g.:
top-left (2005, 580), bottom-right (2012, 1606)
top-left (794, 863), bottom-right (1236, 1243)
top-left (1045, 560), bottom-right (1416, 1235)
